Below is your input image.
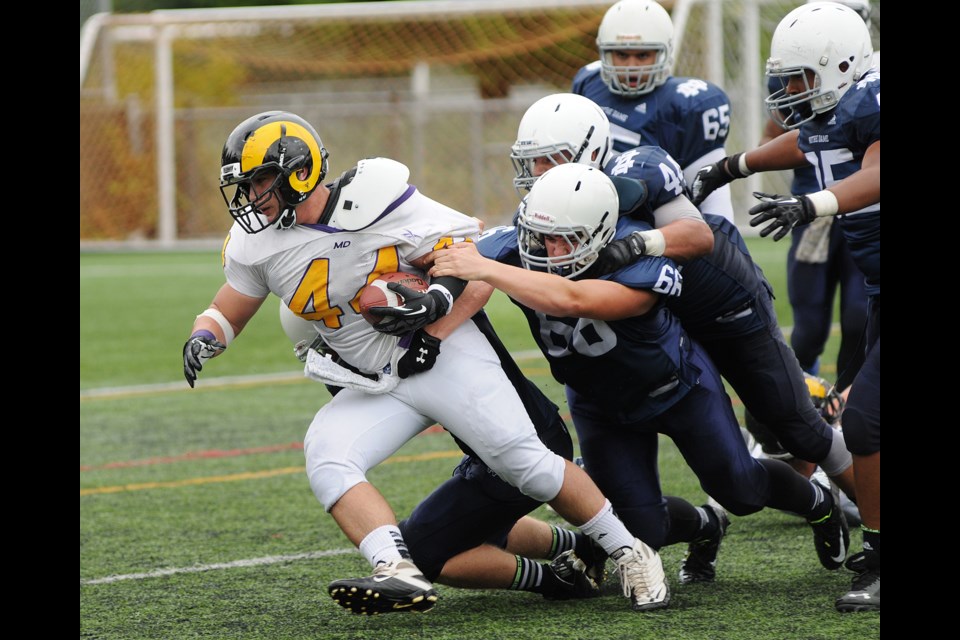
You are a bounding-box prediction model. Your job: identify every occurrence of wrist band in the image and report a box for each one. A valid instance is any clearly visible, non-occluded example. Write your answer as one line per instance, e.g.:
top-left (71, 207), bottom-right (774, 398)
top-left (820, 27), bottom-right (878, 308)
top-left (197, 308), bottom-right (236, 345)
top-left (426, 284), bottom-right (454, 316)
top-left (638, 229), bottom-right (666, 257)
top-left (806, 190), bottom-right (840, 217)
top-left (737, 153), bottom-right (754, 177)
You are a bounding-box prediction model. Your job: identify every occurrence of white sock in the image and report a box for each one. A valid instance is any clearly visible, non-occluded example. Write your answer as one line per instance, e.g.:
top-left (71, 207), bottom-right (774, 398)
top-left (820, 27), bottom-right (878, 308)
top-left (358, 525), bottom-right (407, 568)
top-left (579, 499), bottom-right (635, 555)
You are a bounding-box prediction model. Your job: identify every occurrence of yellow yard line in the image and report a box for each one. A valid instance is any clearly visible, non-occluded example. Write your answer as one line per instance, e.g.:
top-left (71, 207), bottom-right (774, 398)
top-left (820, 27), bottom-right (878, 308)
top-left (80, 450), bottom-right (463, 496)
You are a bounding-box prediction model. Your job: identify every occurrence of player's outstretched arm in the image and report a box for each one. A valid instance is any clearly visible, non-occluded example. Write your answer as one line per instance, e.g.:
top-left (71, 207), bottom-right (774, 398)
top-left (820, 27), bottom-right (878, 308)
top-left (182, 284), bottom-right (265, 387)
top-left (429, 243), bottom-right (656, 321)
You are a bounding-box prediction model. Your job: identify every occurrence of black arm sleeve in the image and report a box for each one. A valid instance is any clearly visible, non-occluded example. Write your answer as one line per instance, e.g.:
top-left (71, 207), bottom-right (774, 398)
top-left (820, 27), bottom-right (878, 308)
top-left (429, 274), bottom-right (468, 301)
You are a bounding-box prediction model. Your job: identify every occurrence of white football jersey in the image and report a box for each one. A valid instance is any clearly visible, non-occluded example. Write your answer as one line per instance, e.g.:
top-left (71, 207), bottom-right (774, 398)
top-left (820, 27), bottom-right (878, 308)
top-left (223, 161), bottom-right (479, 374)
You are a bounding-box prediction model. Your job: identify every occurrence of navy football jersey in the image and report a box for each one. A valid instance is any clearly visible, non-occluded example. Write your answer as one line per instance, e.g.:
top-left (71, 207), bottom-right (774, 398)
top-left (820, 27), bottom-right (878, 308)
top-left (605, 147), bottom-right (771, 340)
top-left (797, 70), bottom-right (880, 296)
top-left (572, 65), bottom-right (730, 173)
top-left (767, 75), bottom-right (819, 196)
top-left (478, 218), bottom-right (696, 421)
top-left (604, 145), bottom-right (686, 214)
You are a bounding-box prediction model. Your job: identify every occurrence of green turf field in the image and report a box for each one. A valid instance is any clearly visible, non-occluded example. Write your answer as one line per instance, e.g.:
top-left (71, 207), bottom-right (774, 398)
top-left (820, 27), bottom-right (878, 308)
top-left (80, 244), bottom-right (878, 639)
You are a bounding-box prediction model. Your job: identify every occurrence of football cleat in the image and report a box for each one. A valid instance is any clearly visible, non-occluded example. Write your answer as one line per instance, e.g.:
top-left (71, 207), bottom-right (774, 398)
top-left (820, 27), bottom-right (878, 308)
top-left (835, 567), bottom-right (880, 612)
top-left (328, 559), bottom-right (438, 615)
top-left (678, 504), bottom-right (730, 584)
top-left (544, 551), bottom-right (602, 600)
top-left (844, 551), bottom-right (869, 574)
top-left (611, 540), bottom-right (670, 611)
top-left (807, 481), bottom-right (849, 570)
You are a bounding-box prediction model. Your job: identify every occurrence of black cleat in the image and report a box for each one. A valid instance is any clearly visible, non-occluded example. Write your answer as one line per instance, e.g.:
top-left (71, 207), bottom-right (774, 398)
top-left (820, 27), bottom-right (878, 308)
top-left (328, 559), bottom-right (438, 615)
top-left (807, 481), bottom-right (849, 570)
top-left (679, 504), bottom-right (730, 584)
top-left (836, 567), bottom-right (880, 612)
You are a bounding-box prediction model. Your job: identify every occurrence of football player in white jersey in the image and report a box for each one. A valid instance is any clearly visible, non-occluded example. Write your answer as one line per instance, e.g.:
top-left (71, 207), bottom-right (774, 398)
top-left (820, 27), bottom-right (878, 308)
top-left (182, 111), bottom-right (671, 615)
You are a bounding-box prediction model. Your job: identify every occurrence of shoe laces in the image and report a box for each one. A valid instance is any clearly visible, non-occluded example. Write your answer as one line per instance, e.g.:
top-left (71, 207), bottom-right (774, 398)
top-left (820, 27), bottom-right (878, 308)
top-left (372, 560), bottom-right (400, 577)
top-left (616, 546), bottom-right (660, 598)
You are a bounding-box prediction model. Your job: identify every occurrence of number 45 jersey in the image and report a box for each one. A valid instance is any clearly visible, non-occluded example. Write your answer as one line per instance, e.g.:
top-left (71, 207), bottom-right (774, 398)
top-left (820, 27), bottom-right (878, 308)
top-left (798, 70), bottom-right (880, 297)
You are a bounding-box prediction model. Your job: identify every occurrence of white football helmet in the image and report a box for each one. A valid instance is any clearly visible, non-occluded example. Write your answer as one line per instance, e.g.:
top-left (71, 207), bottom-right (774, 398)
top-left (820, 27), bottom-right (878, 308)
top-left (766, 2), bottom-right (874, 129)
top-left (596, 0), bottom-right (674, 97)
top-left (518, 164), bottom-right (619, 279)
top-left (807, 0), bottom-right (871, 28)
top-left (511, 93), bottom-right (612, 192)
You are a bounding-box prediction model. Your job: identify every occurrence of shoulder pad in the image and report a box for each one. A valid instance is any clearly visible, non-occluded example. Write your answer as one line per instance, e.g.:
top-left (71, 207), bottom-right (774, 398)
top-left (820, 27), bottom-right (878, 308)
top-left (610, 175), bottom-right (648, 213)
top-left (327, 158), bottom-right (411, 231)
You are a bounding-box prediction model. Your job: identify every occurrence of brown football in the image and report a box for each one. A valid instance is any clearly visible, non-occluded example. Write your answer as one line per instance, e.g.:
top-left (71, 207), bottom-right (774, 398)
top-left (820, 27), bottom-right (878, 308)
top-left (358, 271), bottom-right (429, 326)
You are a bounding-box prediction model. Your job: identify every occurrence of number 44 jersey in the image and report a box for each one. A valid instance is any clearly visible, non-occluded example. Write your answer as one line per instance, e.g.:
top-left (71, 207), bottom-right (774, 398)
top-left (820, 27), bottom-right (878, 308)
top-left (222, 158), bottom-right (480, 374)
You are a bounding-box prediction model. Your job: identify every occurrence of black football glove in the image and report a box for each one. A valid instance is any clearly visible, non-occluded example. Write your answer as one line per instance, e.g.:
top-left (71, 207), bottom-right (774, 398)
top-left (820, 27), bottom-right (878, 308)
top-left (182, 330), bottom-right (226, 388)
top-left (749, 192), bottom-right (817, 241)
top-left (690, 152), bottom-right (748, 206)
top-left (591, 231), bottom-right (648, 276)
top-left (397, 329), bottom-right (442, 379)
top-left (368, 282), bottom-right (451, 337)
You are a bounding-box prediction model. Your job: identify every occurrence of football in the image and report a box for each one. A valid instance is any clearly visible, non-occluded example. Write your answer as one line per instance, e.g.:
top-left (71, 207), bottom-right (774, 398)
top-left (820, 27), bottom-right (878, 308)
top-left (359, 271), bottom-right (429, 326)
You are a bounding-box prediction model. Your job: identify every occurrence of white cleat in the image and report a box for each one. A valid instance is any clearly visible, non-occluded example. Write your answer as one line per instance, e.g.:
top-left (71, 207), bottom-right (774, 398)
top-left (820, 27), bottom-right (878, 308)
top-left (611, 539), bottom-right (670, 611)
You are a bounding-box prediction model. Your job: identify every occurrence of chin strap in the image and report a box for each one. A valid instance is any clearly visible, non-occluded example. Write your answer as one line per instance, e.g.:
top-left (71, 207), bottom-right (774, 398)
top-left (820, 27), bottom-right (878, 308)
top-left (276, 207), bottom-right (297, 230)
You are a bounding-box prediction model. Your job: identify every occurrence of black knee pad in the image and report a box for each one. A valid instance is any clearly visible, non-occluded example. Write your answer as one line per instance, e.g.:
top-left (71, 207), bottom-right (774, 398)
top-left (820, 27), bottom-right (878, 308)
top-left (840, 406), bottom-right (880, 455)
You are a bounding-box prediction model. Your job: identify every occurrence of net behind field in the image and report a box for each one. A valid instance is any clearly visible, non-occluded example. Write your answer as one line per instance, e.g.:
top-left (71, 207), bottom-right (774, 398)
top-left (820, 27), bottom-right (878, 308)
top-left (79, 1), bottom-right (877, 244)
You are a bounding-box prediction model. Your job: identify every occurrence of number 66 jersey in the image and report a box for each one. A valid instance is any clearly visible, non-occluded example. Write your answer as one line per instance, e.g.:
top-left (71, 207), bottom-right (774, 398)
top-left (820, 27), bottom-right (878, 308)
top-left (221, 158), bottom-right (480, 374)
top-left (478, 219), bottom-right (697, 423)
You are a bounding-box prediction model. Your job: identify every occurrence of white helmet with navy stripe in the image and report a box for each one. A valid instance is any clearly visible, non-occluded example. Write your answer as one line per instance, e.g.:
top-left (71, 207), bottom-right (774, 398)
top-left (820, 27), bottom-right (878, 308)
top-left (518, 164), bottom-right (619, 279)
top-left (765, 2), bottom-right (874, 129)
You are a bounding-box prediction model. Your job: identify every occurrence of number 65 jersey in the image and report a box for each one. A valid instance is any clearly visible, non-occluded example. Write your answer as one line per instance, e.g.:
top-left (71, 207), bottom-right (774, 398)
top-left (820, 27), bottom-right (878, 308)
top-left (573, 68), bottom-right (733, 220)
top-left (222, 158), bottom-right (480, 374)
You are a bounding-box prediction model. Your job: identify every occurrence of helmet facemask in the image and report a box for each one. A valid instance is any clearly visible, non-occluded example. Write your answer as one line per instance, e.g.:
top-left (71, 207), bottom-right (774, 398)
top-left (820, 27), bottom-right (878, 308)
top-left (518, 207), bottom-right (614, 279)
top-left (599, 44), bottom-right (670, 97)
top-left (765, 67), bottom-right (821, 130)
top-left (512, 139), bottom-right (594, 194)
top-left (220, 164), bottom-right (298, 234)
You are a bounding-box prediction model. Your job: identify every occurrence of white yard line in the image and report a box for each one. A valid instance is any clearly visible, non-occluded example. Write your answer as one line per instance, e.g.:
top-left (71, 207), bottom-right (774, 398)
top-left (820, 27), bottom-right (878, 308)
top-left (80, 350), bottom-right (547, 400)
top-left (81, 548), bottom-right (358, 585)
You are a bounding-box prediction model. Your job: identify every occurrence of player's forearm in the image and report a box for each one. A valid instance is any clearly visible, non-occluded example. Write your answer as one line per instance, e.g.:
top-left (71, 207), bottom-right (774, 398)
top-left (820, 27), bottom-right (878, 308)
top-left (192, 283), bottom-right (265, 342)
top-left (828, 166), bottom-right (880, 214)
top-left (424, 281), bottom-right (493, 340)
top-left (829, 141), bottom-right (880, 214)
top-left (744, 129), bottom-right (807, 172)
top-left (657, 219), bottom-right (713, 262)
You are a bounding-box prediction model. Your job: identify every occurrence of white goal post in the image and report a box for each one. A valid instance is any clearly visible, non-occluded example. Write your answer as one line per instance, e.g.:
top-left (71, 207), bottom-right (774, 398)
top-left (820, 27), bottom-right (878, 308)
top-left (82, 0), bottom-right (871, 247)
